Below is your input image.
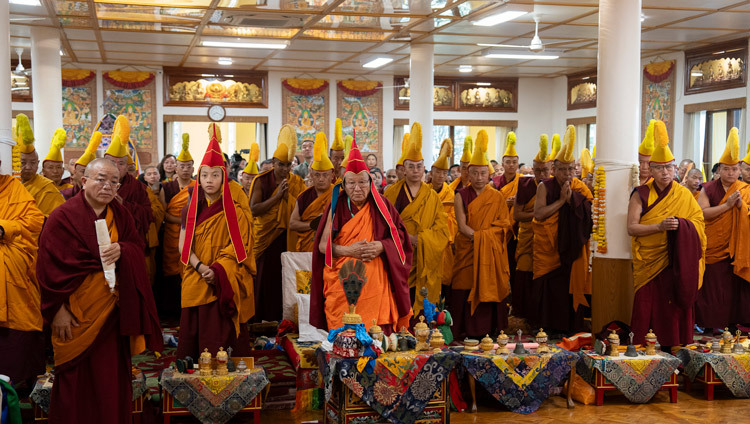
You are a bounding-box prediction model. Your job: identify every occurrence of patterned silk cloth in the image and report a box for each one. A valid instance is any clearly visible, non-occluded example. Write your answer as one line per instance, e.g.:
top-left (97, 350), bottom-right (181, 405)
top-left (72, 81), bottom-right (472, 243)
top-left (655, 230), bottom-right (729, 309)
top-left (317, 348), bottom-right (461, 424)
top-left (160, 367), bottom-right (269, 424)
top-left (31, 370), bottom-right (148, 414)
top-left (577, 350), bottom-right (680, 403)
top-left (677, 347), bottom-right (750, 398)
top-left (461, 347), bottom-right (578, 414)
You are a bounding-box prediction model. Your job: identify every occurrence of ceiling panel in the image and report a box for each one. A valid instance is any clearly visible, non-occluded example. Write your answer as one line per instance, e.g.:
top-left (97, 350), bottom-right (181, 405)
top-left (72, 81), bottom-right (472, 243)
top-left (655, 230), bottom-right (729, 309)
top-left (287, 40), bottom-right (377, 52)
top-left (442, 21), bottom-right (535, 38)
top-left (183, 56), bottom-right (261, 66)
top-left (103, 42), bottom-right (188, 54)
top-left (642, 0), bottom-right (743, 9)
top-left (63, 28), bottom-right (97, 40)
top-left (189, 46), bottom-right (273, 59)
top-left (539, 25), bottom-right (600, 39)
top-left (74, 50), bottom-right (101, 59)
top-left (264, 59), bottom-right (338, 69)
top-left (69, 40), bottom-right (100, 50)
top-left (677, 12), bottom-right (750, 30)
top-left (99, 30), bottom-right (195, 44)
top-left (644, 27), bottom-right (738, 43)
top-left (433, 44), bottom-right (484, 55)
top-left (273, 50), bottom-right (358, 61)
top-left (9, 25), bottom-right (32, 38)
top-left (106, 52), bottom-right (182, 61)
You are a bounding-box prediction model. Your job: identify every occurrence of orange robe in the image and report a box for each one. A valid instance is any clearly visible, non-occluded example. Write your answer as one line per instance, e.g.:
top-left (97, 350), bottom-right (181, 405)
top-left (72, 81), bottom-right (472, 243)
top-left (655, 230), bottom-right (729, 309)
top-left (448, 176), bottom-right (468, 192)
top-left (145, 188), bottom-right (165, 283)
top-left (163, 186), bottom-right (190, 277)
top-left (436, 182), bottom-right (457, 286)
top-left (384, 180), bottom-right (449, 312)
top-left (55, 182), bottom-right (73, 191)
top-left (294, 185), bottom-right (333, 252)
top-left (23, 174), bottom-right (65, 217)
top-left (0, 175), bottom-right (45, 384)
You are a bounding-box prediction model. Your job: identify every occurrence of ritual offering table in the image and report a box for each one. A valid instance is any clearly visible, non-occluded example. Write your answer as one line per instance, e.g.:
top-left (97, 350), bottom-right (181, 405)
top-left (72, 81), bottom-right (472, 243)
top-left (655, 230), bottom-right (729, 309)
top-left (159, 367), bottom-right (269, 424)
top-left (676, 347), bottom-right (750, 400)
top-left (30, 369), bottom-right (148, 423)
top-left (461, 346), bottom-right (578, 414)
top-left (318, 348), bottom-right (461, 424)
top-left (577, 350), bottom-right (680, 405)
top-left (281, 334), bottom-right (324, 410)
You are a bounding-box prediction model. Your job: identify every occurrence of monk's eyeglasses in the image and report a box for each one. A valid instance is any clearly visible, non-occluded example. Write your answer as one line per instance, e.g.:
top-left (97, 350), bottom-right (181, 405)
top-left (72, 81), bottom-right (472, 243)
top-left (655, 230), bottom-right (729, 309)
top-left (345, 181), bottom-right (369, 189)
top-left (650, 164), bottom-right (672, 172)
top-left (94, 178), bottom-right (121, 189)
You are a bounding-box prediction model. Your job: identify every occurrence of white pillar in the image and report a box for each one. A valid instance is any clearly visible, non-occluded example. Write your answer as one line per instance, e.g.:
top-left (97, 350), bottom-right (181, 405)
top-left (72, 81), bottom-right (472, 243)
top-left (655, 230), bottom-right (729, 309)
top-left (595, 0), bottom-right (641, 259)
top-left (0, 1), bottom-right (13, 175)
top-left (30, 27), bottom-right (63, 164)
top-left (409, 43), bottom-right (434, 166)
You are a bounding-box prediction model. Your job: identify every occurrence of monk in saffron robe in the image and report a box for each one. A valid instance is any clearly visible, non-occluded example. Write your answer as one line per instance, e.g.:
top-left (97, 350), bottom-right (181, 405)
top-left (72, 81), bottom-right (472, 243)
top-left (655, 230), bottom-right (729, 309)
top-left (513, 135), bottom-right (551, 319)
top-left (240, 142), bottom-right (260, 196)
top-left (41, 129), bottom-right (73, 191)
top-left (628, 120), bottom-right (706, 346)
top-left (683, 168), bottom-right (703, 200)
top-left (177, 124), bottom-right (254, 358)
top-left (393, 132), bottom-right (410, 182)
top-left (158, 134), bottom-right (194, 320)
top-left (0, 168), bottom-right (45, 387)
top-left (61, 132), bottom-right (101, 200)
top-left (638, 120), bottom-right (655, 186)
top-left (696, 128), bottom-right (750, 329)
top-left (104, 115), bottom-right (154, 247)
top-left (531, 126), bottom-right (593, 333)
top-left (310, 136), bottom-right (413, 333)
top-left (741, 147), bottom-right (750, 183)
top-left (250, 125), bottom-right (306, 321)
top-left (330, 119), bottom-right (347, 182)
top-left (38, 159), bottom-right (162, 424)
top-left (15, 114), bottom-right (65, 217)
top-left (431, 138), bottom-right (457, 287)
top-left (448, 136), bottom-right (473, 192)
top-left (384, 122), bottom-right (449, 312)
top-left (450, 130), bottom-right (512, 339)
top-left (290, 132), bottom-right (334, 252)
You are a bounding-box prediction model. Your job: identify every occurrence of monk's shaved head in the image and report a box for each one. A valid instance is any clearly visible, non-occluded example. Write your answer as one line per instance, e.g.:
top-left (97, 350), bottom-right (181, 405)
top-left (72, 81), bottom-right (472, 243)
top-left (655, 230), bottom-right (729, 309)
top-left (84, 158), bottom-right (118, 178)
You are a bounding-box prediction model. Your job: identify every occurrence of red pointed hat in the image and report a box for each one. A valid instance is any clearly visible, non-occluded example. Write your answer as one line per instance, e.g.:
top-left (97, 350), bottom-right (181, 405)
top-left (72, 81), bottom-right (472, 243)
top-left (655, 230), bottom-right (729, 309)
top-left (343, 132), bottom-right (370, 176)
top-left (180, 123), bottom-right (247, 265)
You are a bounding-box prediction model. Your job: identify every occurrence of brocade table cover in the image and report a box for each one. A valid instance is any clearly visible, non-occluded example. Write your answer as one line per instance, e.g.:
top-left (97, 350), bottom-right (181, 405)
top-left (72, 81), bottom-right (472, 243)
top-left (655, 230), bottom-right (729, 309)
top-left (676, 347), bottom-right (750, 398)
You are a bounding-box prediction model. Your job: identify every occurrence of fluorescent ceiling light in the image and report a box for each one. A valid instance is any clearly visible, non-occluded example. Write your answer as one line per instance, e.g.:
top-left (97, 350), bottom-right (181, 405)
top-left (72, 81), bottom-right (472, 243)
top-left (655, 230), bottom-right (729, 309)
top-left (201, 40), bottom-right (287, 49)
top-left (473, 10), bottom-right (527, 27)
top-left (476, 82), bottom-right (491, 86)
top-left (485, 52), bottom-right (559, 60)
top-left (10, 0), bottom-right (42, 5)
top-left (362, 57), bottom-right (393, 68)
top-left (217, 57), bottom-right (233, 65)
top-left (459, 65), bottom-right (472, 73)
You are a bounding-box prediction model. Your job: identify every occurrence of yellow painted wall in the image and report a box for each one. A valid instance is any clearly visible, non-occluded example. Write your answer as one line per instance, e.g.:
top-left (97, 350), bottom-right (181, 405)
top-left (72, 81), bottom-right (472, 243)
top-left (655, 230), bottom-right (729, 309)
top-left (468, 126), bottom-right (497, 160)
top-left (180, 121), bottom-right (229, 161)
top-left (235, 123), bottom-right (256, 159)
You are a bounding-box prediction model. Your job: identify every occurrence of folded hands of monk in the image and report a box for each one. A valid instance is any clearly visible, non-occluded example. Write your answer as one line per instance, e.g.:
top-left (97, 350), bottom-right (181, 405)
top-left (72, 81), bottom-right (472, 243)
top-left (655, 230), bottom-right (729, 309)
top-left (347, 240), bottom-right (383, 262)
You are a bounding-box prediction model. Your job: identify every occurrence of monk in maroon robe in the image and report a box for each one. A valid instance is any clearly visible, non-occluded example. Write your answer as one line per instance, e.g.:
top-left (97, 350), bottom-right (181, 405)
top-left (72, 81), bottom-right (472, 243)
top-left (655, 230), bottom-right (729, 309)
top-left (38, 159), bottom-right (162, 424)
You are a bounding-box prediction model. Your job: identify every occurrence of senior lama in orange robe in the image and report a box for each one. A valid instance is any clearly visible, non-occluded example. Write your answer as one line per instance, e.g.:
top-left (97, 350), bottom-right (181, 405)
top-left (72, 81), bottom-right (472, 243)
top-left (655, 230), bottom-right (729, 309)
top-left (310, 135), bottom-right (413, 333)
top-left (449, 129), bottom-right (513, 339)
top-left (38, 159), bottom-right (162, 424)
top-left (629, 120), bottom-right (705, 346)
top-left (176, 124), bottom-right (255, 359)
top-left (250, 124), bottom-right (306, 321)
top-left (0, 173), bottom-right (45, 386)
top-left (695, 127), bottom-right (750, 329)
top-left (384, 122), bottom-right (449, 313)
top-left (290, 132), bottom-right (334, 252)
top-left (430, 138), bottom-right (457, 287)
top-left (530, 126), bottom-right (593, 334)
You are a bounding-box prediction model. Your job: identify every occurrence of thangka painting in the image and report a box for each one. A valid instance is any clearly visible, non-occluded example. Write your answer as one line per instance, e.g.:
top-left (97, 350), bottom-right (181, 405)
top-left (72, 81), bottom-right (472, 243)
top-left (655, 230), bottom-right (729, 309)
top-left (103, 73), bottom-right (155, 152)
top-left (336, 80), bottom-right (383, 163)
top-left (281, 79), bottom-right (329, 149)
top-left (61, 69), bottom-right (97, 148)
top-left (641, 60), bottom-right (676, 141)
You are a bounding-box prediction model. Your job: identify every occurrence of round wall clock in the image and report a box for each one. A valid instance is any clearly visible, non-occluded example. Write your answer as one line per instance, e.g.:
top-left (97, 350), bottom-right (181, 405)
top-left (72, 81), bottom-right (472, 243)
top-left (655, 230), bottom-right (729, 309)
top-left (208, 104), bottom-right (226, 122)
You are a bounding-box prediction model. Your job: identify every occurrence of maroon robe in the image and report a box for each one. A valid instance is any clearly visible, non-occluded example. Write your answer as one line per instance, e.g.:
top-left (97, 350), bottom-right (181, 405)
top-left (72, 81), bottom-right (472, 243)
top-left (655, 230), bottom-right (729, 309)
top-left (528, 178), bottom-right (592, 333)
top-left (117, 173), bottom-right (154, 248)
top-left (447, 187), bottom-right (509, 339)
top-left (61, 184), bottom-right (81, 200)
top-left (309, 189), bottom-right (413, 332)
top-left (492, 173), bottom-right (515, 189)
top-left (296, 185), bottom-right (319, 217)
top-left (38, 190), bottom-right (162, 424)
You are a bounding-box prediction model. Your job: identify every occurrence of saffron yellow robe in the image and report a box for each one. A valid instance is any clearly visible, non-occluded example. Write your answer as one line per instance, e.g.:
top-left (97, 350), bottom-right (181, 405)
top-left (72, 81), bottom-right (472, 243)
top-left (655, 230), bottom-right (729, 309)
top-left (145, 188), bottom-right (165, 283)
top-left (499, 173), bottom-right (521, 229)
top-left (436, 182), bottom-right (457, 286)
top-left (0, 175), bottom-right (45, 332)
top-left (703, 181), bottom-right (750, 281)
top-left (452, 187), bottom-right (512, 314)
top-left (251, 171), bottom-right (306, 258)
top-left (448, 176), bottom-right (468, 192)
top-left (295, 185), bottom-right (333, 252)
top-left (163, 187), bottom-right (190, 277)
top-left (633, 181), bottom-right (706, 292)
top-left (55, 182), bottom-right (73, 191)
top-left (23, 174), bottom-right (65, 217)
top-left (384, 180), bottom-right (450, 311)
top-left (516, 188), bottom-right (537, 273)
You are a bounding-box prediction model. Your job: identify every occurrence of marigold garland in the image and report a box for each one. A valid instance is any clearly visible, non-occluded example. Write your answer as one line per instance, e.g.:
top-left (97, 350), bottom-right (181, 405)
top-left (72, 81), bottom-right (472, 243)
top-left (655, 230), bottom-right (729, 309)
top-left (103, 71), bottom-right (155, 89)
top-left (282, 78), bottom-right (329, 95)
top-left (337, 80), bottom-right (382, 96)
top-left (591, 166), bottom-right (607, 259)
top-left (643, 60), bottom-right (675, 83)
top-left (61, 69), bottom-right (95, 87)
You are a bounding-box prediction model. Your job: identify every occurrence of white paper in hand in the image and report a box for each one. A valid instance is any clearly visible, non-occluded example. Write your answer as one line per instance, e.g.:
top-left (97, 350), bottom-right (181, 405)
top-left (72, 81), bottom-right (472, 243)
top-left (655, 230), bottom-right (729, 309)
top-left (94, 219), bottom-right (116, 293)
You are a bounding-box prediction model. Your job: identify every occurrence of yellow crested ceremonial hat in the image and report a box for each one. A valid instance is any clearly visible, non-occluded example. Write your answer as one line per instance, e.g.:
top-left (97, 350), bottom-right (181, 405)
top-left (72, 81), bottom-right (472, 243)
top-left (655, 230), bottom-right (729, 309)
top-left (15, 113), bottom-right (35, 154)
top-left (503, 131), bottom-right (518, 158)
top-left (580, 148), bottom-right (594, 177)
top-left (177, 133), bottom-right (193, 162)
top-left (460, 136), bottom-right (473, 164)
top-left (433, 138), bottom-right (452, 170)
top-left (340, 135), bottom-right (353, 168)
top-left (331, 118), bottom-right (345, 151)
top-left (469, 129), bottom-right (490, 167)
top-left (44, 128), bottom-right (67, 163)
top-left (534, 134), bottom-right (548, 163)
top-left (742, 138), bottom-right (750, 165)
top-left (547, 134), bottom-right (561, 163)
top-left (396, 132), bottom-right (410, 167)
top-left (104, 115), bottom-right (130, 158)
top-left (243, 142), bottom-right (260, 175)
top-left (76, 131), bottom-right (102, 167)
top-left (311, 132), bottom-right (334, 171)
top-left (403, 122), bottom-right (423, 163)
top-left (719, 127), bottom-right (740, 165)
top-left (649, 120), bottom-right (675, 164)
top-left (639, 119), bottom-right (655, 157)
top-left (273, 124), bottom-right (297, 162)
top-left (555, 126), bottom-right (576, 163)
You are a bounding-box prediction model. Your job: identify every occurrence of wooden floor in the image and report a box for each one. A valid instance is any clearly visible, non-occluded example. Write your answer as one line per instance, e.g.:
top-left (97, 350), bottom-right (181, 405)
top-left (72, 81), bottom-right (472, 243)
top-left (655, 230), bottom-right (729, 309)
top-left (257, 389), bottom-right (750, 423)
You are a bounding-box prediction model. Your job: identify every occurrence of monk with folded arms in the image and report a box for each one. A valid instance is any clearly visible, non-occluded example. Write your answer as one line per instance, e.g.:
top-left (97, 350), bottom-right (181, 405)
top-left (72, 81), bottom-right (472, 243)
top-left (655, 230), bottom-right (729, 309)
top-left (38, 158), bottom-right (162, 424)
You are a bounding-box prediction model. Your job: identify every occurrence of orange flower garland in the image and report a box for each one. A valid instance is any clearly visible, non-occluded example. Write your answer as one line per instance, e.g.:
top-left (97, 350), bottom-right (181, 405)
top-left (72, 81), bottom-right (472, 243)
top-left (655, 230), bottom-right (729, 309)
top-left (282, 78), bottom-right (329, 95)
top-left (62, 69), bottom-right (95, 87)
top-left (337, 80), bottom-right (382, 96)
top-left (643, 60), bottom-right (675, 83)
top-left (103, 71), bottom-right (155, 88)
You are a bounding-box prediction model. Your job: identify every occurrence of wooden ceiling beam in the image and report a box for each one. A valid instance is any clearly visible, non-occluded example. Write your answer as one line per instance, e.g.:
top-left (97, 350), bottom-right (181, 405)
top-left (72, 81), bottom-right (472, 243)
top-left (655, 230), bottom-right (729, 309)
top-left (40, 0), bottom-right (78, 62)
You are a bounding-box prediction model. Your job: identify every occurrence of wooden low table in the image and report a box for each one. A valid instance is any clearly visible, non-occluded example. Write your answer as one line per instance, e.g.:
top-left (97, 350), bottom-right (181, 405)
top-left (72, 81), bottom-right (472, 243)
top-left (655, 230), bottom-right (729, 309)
top-left (590, 365), bottom-right (678, 405)
top-left (682, 363), bottom-right (723, 400)
top-left (161, 387), bottom-right (262, 424)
